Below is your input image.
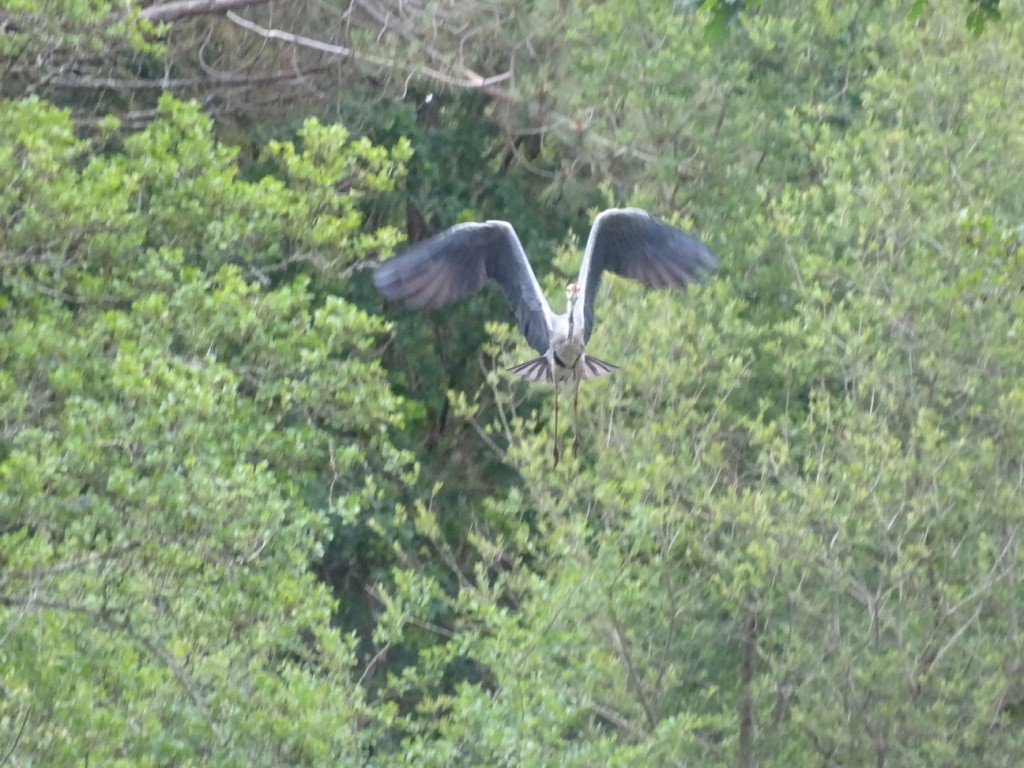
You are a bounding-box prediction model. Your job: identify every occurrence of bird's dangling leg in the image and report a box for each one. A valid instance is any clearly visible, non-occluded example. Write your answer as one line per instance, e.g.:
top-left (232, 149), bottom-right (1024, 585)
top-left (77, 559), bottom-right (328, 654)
top-left (552, 382), bottom-right (561, 467)
top-left (572, 380), bottom-right (580, 457)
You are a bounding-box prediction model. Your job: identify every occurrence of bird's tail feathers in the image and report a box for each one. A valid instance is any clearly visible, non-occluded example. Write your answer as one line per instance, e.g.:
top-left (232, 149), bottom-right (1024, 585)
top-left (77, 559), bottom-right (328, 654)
top-left (506, 355), bottom-right (619, 382)
top-left (507, 357), bottom-right (551, 382)
top-left (581, 355), bottom-right (618, 380)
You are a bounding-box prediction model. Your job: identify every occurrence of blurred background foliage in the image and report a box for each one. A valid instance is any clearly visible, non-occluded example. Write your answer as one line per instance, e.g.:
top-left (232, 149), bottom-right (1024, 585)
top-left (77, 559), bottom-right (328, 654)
top-left (2, 0), bottom-right (1023, 764)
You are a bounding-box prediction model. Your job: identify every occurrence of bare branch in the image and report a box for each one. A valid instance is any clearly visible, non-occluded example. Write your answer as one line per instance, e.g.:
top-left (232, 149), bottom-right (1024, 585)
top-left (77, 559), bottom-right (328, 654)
top-left (4, 544), bottom-right (138, 580)
top-left (0, 702), bottom-right (29, 768)
top-left (45, 68), bottom-right (325, 91)
top-left (225, 10), bottom-right (354, 57)
top-left (586, 699), bottom-right (648, 741)
top-left (141, 0), bottom-right (271, 24)
top-left (607, 603), bottom-right (657, 730)
top-left (356, 642), bottom-right (391, 686)
top-left (224, 10), bottom-right (511, 93)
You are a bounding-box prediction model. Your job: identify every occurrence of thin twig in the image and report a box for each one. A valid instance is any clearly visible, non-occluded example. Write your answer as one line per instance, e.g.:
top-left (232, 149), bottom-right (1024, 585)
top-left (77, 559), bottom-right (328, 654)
top-left (356, 642), bottom-right (391, 686)
top-left (225, 10), bottom-right (511, 92)
top-left (586, 699), bottom-right (648, 740)
top-left (607, 602), bottom-right (657, 730)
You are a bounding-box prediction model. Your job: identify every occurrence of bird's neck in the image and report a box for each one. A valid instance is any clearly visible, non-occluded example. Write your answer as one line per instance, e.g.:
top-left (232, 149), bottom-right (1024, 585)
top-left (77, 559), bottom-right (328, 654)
top-left (567, 300), bottom-right (577, 334)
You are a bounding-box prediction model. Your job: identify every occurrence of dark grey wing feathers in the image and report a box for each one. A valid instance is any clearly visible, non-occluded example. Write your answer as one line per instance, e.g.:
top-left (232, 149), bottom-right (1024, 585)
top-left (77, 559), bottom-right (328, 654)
top-left (372, 222), bottom-right (485, 309)
top-left (373, 221), bottom-right (553, 354)
top-left (575, 208), bottom-right (719, 342)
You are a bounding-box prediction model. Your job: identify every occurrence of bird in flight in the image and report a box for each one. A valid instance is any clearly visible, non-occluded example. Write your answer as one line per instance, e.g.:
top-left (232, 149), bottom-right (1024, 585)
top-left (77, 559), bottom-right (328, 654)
top-left (373, 208), bottom-right (718, 464)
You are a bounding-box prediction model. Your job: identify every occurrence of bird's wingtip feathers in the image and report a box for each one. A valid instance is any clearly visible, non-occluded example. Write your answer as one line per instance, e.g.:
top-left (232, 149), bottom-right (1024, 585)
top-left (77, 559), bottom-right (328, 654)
top-left (507, 357), bottom-right (552, 382)
top-left (694, 243), bottom-right (720, 275)
top-left (582, 355), bottom-right (618, 380)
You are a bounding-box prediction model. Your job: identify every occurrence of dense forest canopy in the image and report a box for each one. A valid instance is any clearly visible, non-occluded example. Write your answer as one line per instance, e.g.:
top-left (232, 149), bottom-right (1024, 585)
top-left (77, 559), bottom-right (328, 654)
top-left (2, 0), bottom-right (1023, 765)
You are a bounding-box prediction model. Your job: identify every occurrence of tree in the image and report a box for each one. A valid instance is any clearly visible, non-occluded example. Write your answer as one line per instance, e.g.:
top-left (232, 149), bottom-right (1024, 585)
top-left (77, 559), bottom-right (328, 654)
top-left (0, 95), bottom-right (412, 764)
top-left (355, 2), bottom-right (1024, 764)
top-left (3, 0), bottom-right (1024, 764)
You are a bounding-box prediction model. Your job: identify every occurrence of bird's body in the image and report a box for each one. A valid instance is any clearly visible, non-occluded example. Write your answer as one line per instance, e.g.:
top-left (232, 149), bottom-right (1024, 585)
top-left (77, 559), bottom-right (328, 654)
top-left (373, 207), bottom-right (718, 463)
top-left (507, 291), bottom-right (608, 383)
top-left (548, 320), bottom-right (586, 384)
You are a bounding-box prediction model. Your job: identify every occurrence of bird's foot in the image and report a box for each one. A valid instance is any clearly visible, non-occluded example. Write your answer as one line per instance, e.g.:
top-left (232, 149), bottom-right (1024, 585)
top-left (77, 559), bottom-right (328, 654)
top-left (572, 435), bottom-right (580, 457)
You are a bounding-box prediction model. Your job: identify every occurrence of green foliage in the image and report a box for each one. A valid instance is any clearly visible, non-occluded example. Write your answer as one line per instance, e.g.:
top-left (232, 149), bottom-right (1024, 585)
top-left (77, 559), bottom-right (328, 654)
top-left (0, 95), bottom-right (410, 764)
top-left (0, 0), bottom-right (163, 103)
top-left (3, 0), bottom-right (1024, 765)
top-left (706, 0), bottom-right (1004, 38)
top-left (359, 2), bottom-right (1024, 764)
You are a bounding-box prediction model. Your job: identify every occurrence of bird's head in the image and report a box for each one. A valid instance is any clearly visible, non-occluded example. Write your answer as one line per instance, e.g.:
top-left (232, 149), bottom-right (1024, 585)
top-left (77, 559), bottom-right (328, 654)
top-left (565, 282), bottom-right (580, 308)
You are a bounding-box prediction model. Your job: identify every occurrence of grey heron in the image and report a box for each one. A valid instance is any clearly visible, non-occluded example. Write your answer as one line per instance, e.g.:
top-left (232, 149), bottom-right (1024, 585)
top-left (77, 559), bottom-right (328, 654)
top-left (373, 207), bottom-right (718, 464)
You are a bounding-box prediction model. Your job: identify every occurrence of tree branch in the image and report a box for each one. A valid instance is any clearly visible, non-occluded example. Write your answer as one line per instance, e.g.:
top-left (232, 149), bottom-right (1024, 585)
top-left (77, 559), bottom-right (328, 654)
top-left (224, 10), bottom-right (511, 94)
top-left (586, 699), bottom-right (648, 741)
top-left (0, 589), bottom-right (222, 740)
top-left (46, 68), bottom-right (326, 91)
top-left (220, 9), bottom-right (666, 172)
top-left (607, 602), bottom-right (658, 730)
top-left (141, 0), bottom-right (271, 24)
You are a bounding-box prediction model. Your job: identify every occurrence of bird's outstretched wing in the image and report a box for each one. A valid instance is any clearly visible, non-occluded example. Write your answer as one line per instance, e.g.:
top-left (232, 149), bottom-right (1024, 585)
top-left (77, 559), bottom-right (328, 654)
top-left (373, 221), bottom-right (554, 354)
top-left (575, 208), bottom-right (719, 342)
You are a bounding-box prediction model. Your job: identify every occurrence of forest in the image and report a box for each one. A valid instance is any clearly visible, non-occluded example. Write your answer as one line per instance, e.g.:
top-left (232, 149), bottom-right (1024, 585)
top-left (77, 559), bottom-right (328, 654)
top-left (1, 0), bottom-right (1023, 765)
